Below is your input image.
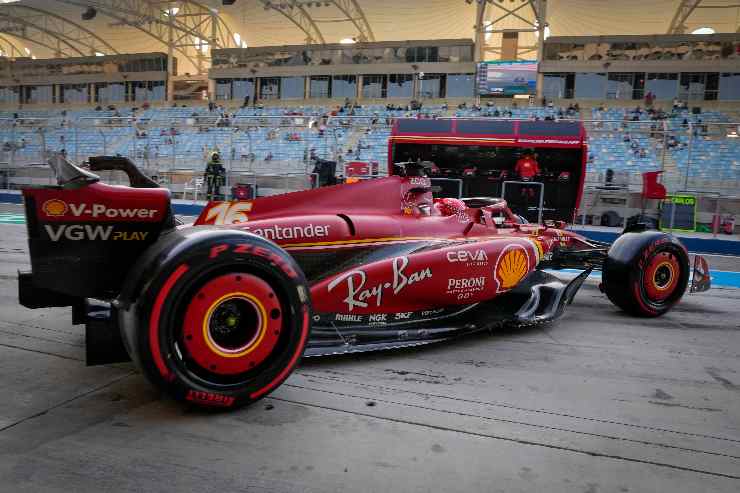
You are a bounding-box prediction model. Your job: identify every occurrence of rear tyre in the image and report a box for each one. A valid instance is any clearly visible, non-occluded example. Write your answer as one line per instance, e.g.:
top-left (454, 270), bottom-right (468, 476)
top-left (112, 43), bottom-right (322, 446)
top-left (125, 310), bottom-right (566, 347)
top-left (602, 231), bottom-right (689, 317)
top-left (129, 231), bottom-right (311, 409)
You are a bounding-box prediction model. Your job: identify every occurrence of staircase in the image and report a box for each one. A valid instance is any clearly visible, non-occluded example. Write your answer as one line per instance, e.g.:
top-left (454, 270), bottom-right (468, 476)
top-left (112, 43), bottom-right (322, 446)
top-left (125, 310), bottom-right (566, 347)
top-left (106, 133), bottom-right (138, 158)
top-left (341, 127), bottom-right (367, 158)
top-left (653, 139), bottom-right (683, 190)
top-left (656, 141), bottom-right (678, 173)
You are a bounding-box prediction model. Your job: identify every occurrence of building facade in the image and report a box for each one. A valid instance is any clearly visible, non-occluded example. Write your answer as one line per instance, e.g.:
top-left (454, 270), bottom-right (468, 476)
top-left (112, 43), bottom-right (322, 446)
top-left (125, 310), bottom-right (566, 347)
top-left (540, 34), bottom-right (740, 101)
top-left (209, 39), bottom-right (476, 102)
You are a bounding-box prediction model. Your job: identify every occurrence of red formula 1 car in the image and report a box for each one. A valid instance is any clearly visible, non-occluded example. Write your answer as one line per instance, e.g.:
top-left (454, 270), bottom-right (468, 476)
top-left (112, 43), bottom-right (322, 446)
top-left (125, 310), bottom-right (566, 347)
top-left (18, 156), bottom-right (711, 409)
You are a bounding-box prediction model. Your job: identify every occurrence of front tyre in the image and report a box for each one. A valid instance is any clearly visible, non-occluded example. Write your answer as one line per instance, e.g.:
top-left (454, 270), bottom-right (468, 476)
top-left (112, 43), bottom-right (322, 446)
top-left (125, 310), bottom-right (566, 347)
top-left (603, 231), bottom-right (689, 317)
top-left (126, 230), bottom-right (311, 409)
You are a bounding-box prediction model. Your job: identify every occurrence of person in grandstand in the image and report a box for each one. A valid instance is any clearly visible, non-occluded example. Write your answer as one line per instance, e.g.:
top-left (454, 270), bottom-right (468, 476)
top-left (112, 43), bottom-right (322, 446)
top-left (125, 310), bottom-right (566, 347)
top-left (204, 151), bottom-right (226, 201)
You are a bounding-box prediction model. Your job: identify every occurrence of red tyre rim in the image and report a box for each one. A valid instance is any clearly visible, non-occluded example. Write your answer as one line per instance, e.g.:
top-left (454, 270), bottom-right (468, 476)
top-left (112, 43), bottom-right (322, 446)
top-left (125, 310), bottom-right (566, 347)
top-left (183, 273), bottom-right (283, 375)
top-left (643, 251), bottom-right (680, 302)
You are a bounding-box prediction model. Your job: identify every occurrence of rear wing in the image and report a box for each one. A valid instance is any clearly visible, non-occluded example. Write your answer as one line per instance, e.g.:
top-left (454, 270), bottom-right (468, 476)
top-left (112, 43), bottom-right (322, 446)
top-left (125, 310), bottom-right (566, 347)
top-left (19, 155), bottom-right (173, 307)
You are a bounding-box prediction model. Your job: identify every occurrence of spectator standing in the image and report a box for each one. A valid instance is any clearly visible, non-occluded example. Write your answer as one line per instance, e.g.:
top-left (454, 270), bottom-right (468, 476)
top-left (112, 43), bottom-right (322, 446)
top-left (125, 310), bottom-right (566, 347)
top-left (644, 91), bottom-right (655, 107)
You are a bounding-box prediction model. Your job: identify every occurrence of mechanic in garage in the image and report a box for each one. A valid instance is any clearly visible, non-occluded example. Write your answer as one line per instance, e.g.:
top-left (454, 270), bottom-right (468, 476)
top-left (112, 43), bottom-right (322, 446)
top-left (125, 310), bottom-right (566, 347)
top-left (515, 148), bottom-right (541, 181)
top-left (515, 148), bottom-right (541, 199)
top-left (204, 151), bottom-right (226, 200)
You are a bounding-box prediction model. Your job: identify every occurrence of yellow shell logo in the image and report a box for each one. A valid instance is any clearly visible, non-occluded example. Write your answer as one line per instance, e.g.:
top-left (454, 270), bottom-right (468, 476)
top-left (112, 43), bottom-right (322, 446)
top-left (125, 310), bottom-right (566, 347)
top-left (528, 238), bottom-right (544, 263)
top-left (496, 246), bottom-right (530, 291)
top-left (42, 199), bottom-right (68, 217)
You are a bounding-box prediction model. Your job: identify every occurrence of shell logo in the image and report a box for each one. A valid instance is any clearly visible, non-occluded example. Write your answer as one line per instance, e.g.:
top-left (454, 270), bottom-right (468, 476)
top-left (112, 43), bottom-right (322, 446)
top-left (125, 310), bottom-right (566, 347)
top-left (495, 245), bottom-right (530, 292)
top-left (529, 238), bottom-right (544, 263)
top-left (42, 199), bottom-right (68, 217)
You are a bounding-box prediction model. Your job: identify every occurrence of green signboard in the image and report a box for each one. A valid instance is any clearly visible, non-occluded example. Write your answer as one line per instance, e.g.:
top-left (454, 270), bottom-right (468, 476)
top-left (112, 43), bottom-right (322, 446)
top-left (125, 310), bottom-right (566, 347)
top-left (661, 195), bottom-right (697, 232)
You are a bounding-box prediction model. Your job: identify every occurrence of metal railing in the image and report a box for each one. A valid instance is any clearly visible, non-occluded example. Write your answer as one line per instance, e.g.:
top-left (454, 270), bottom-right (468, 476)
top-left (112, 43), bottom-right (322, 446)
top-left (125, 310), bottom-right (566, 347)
top-left (0, 113), bottom-right (738, 226)
top-left (0, 163), bottom-right (318, 201)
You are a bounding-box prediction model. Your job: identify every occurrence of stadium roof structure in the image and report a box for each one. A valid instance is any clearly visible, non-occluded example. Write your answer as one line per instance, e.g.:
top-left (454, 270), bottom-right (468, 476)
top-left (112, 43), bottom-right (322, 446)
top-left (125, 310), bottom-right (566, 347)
top-left (0, 0), bottom-right (738, 74)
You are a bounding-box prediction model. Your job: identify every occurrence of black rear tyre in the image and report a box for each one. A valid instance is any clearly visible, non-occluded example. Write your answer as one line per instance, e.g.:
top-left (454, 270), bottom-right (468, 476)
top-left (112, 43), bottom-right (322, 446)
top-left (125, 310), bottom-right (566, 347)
top-left (122, 229), bottom-right (311, 409)
top-left (603, 231), bottom-right (689, 317)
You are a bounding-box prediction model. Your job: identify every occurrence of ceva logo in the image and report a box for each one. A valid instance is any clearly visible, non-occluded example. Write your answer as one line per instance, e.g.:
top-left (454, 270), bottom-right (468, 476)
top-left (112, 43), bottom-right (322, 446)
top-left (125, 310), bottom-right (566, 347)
top-left (446, 249), bottom-right (488, 264)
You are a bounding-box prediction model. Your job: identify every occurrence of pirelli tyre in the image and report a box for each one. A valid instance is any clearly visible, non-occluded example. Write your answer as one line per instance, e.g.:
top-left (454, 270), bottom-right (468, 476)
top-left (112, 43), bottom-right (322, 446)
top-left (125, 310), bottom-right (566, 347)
top-left (602, 231), bottom-right (689, 317)
top-left (119, 228), bottom-right (311, 409)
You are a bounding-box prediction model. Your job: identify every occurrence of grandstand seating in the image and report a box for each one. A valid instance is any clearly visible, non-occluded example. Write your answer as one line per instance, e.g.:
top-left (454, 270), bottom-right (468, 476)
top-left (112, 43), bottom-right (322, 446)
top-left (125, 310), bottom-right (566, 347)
top-left (454, 106), bottom-right (572, 120)
top-left (1, 104), bottom-right (738, 189)
top-left (672, 136), bottom-right (740, 181)
top-left (587, 106), bottom-right (740, 183)
top-left (587, 133), bottom-right (661, 174)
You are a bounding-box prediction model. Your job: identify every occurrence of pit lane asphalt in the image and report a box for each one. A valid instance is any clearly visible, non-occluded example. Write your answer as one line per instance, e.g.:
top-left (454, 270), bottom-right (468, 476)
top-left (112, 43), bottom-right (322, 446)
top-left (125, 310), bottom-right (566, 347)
top-left (1, 217), bottom-right (739, 492)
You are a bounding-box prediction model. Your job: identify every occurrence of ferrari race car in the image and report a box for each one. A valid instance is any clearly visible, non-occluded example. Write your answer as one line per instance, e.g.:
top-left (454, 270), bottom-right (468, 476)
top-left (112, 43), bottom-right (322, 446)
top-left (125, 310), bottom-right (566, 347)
top-left (18, 155), bottom-right (711, 409)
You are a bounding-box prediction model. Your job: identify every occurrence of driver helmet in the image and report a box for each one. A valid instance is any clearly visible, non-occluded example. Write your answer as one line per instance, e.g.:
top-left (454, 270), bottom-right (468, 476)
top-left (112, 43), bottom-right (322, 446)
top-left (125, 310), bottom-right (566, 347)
top-left (435, 197), bottom-right (467, 217)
